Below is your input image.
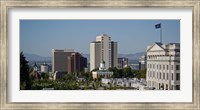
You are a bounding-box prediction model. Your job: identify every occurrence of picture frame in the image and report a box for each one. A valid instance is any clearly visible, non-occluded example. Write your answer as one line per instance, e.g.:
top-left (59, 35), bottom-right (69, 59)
top-left (0, 0), bottom-right (199, 110)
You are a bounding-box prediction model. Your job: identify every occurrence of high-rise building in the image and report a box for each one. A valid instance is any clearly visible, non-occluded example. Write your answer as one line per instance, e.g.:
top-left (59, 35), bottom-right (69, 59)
top-left (52, 49), bottom-right (74, 72)
top-left (52, 49), bottom-right (87, 73)
top-left (146, 42), bottom-right (180, 90)
top-left (118, 57), bottom-right (128, 69)
top-left (67, 52), bottom-right (87, 73)
top-left (90, 34), bottom-right (118, 71)
top-left (139, 55), bottom-right (147, 70)
top-left (90, 41), bottom-right (101, 71)
top-left (41, 63), bottom-right (49, 73)
top-left (111, 41), bottom-right (118, 68)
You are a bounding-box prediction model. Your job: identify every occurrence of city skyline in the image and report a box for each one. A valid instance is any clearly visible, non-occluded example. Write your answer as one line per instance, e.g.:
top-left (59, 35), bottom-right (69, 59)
top-left (20, 20), bottom-right (180, 57)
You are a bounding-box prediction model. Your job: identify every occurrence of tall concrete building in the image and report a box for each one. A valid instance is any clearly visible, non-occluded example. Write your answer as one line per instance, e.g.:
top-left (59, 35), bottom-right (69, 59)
top-left (139, 55), bottom-right (147, 70)
top-left (41, 63), bottom-right (49, 73)
top-left (90, 34), bottom-right (118, 71)
top-left (146, 42), bottom-right (180, 90)
top-left (111, 41), bottom-right (118, 68)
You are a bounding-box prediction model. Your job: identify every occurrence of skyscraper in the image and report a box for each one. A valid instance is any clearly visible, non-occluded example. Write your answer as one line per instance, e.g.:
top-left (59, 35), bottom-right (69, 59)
top-left (67, 52), bottom-right (87, 73)
top-left (52, 49), bottom-right (74, 72)
top-left (90, 34), bottom-right (118, 71)
top-left (111, 41), bottom-right (118, 68)
top-left (52, 49), bottom-right (87, 73)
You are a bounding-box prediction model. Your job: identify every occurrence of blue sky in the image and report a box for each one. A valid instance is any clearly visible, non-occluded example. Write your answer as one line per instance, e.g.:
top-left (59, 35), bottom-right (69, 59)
top-left (20, 20), bottom-right (180, 57)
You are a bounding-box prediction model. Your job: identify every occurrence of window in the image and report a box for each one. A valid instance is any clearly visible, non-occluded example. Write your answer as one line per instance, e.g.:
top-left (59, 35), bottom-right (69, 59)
top-left (163, 73), bottom-right (165, 80)
top-left (163, 65), bottom-right (165, 70)
top-left (176, 65), bottom-right (180, 70)
top-left (153, 72), bottom-right (155, 78)
top-left (157, 72), bottom-right (158, 78)
top-left (171, 65), bottom-right (173, 70)
top-left (153, 64), bottom-right (155, 69)
top-left (157, 65), bottom-right (158, 69)
top-left (172, 73), bottom-right (173, 80)
top-left (167, 65), bottom-right (169, 70)
top-left (176, 73), bottom-right (180, 81)
top-left (160, 73), bottom-right (161, 79)
top-left (167, 73), bottom-right (169, 80)
top-left (175, 85), bottom-right (180, 90)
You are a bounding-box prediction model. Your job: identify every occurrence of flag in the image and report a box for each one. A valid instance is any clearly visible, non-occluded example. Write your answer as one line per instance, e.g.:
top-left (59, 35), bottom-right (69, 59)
top-left (155, 23), bottom-right (161, 29)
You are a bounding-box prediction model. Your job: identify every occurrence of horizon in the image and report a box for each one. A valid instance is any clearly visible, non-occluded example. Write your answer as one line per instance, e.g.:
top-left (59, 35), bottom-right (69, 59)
top-left (24, 51), bottom-right (146, 58)
top-left (20, 20), bottom-right (180, 57)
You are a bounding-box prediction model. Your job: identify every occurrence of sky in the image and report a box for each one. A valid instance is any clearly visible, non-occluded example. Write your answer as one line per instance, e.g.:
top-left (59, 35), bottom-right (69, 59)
top-left (20, 20), bottom-right (180, 57)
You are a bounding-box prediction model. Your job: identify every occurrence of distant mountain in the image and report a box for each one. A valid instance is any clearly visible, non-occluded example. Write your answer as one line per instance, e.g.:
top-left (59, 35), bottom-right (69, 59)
top-left (24, 52), bottom-right (146, 64)
top-left (24, 53), bottom-right (51, 62)
top-left (83, 52), bottom-right (146, 62)
top-left (118, 52), bottom-right (146, 60)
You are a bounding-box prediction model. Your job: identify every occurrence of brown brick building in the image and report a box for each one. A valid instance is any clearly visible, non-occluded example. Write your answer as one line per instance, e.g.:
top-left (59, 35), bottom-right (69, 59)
top-left (52, 49), bottom-right (87, 73)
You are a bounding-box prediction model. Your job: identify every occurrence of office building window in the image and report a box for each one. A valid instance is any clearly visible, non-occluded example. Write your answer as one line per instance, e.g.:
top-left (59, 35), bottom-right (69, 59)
top-left (171, 65), bottom-right (173, 70)
top-left (160, 73), bottom-right (161, 79)
top-left (172, 73), bottom-right (173, 80)
top-left (163, 65), bottom-right (165, 70)
top-left (167, 65), bottom-right (169, 70)
top-left (157, 72), bottom-right (158, 78)
top-left (176, 73), bottom-right (180, 81)
top-left (163, 73), bottom-right (165, 80)
top-left (176, 65), bottom-right (180, 70)
top-left (175, 85), bottom-right (180, 90)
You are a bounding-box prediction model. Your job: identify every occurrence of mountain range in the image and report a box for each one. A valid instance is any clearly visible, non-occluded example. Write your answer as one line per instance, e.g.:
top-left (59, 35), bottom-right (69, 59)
top-left (24, 52), bottom-right (146, 63)
top-left (24, 53), bottom-right (51, 62)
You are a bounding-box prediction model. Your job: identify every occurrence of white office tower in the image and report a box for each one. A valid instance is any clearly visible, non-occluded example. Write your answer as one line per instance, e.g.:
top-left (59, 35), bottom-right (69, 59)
top-left (146, 42), bottom-right (180, 90)
top-left (41, 63), bottom-right (49, 73)
top-left (90, 34), bottom-right (118, 71)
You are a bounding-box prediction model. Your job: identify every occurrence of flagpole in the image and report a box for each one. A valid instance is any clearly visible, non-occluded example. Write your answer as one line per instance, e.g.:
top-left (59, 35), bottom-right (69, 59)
top-left (160, 23), bottom-right (162, 43)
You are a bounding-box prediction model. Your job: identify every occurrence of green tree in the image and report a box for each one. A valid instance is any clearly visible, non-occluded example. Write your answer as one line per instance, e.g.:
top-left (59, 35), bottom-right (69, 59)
top-left (133, 70), bottom-right (140, 79)
top-left (91, 68), bottom-right (99, 72)
top-left (41, 72), bottom-right (49, 80)
top-left (140, 69), bottom-right (147, 78)
top-left (65, 72), bottom-right (78, 82)
top-left (118, 69), bottom-right (123, 78)
top-left (108, 67), bottom-right (114, 72)
top-left (20, 52), bottom-right (31, 89)
top-left (123, 66), bottom-right (132, 77)
top-left (133, 69), bottom-right (146, 79)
